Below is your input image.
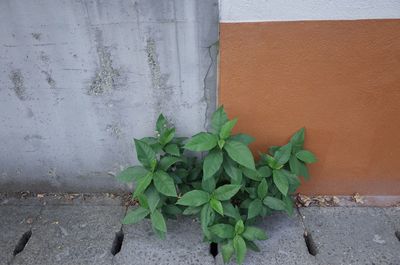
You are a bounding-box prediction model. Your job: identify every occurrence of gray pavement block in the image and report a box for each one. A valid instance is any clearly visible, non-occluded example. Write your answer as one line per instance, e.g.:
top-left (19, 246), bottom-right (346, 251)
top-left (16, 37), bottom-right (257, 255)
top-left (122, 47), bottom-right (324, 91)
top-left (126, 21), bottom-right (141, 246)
top-left (0, 206), bottom-right (41, 265)
top-left (215, 212), bottom-right (316, 265)
top-left (12, 205), bottom-right (125, 265)
top-left (114, 216), bottom-right (215, 265)
top-left (300, 207), bottom-right (400, 265)
top-left (384, 206), bottom-right (400, 231)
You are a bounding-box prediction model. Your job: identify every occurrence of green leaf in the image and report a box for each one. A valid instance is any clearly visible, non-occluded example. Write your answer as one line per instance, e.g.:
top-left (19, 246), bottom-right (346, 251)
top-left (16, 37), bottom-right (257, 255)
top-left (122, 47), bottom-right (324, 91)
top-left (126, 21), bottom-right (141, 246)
top-left (283, 195), bottom-right (294, 216)
top-left (214, 184), bottom-right (241, 201)
top-left (224, 140), bottom-right (255, 170)
top-left (156, 114), bottom-right (167, 133)
top-left (268, 145), bottom-right (280, 156)
top-left (257, 166), bottom-right (272, 178)
top-left (209, 224), bottom-right (235, 239)
top-left (184, 132), bottom-right (218, 151)
top-left (116, 166), bottom-right (148, 183)
top-left (274, 143), bottom-right (292, 165)
top-left (164, 143), bottom-right (180, 156)
top-left (290, 127), bottom-right (305, 153)
top-left (137, 194), bottom-right (149, 209)
top-left (133, 173), bottom-right (153, 198)
top-left (289, 156), bottom-right (309, 179)
top-left (263, 196), bottom-right (286, 211)
top-left (122, 207), bottom-right (150, 224)
top-left (230, 133), bottom-right (255, 145)
top-left (272, 169), bottom-right (289, 196)
top-left (210, 198), bottom-right (224, 216)
top-left (144, 185), bottom-right (160, 213)
top-left (242, 226), bottom-right (267, 241)
top-left (265, 155), bottom-right (283, 170)
top-left (222, 202), bottom-right (241, 220)
top-left (233, 235), bottom-right (247, 265)
top-left (242, 167), bottom-right (262, 181)
top-left (248, 199), bottom-right (262, 219)
top-left (159, 128), bottom-right (175, 146)
top-left (235, 220), bottom-right (245, 234)
top-left (176, 190), bottom-right (210, 207)
top-left (150, 209), bottom-right (167, 233)
top-left (162, 204), bottom-right (182, 216)
top-left (296, 150), bottom-right (317, 163)
top-left (223, 157), bottom-right (243, 184)
top-left (219, 118), bottom-right (238, 140)
top-left (245, 240), bottom-right (260, 252)
top-left (159, 156), bottom-right (182, 171)
top-left (283, 169), bottom-right (301, 192)
top-left (134, 139), bottom-right (157, 170)
top-left (153, 170), bottom-right (177, 197)
top-left (221, 241), bottom-right (234, 264)
top-left (203, 149), bottom-right (223, 180)
top-left (200, 203), bottom-right (214, 238)
top-left (202, 175), bottom-right (216, 193)
top-left (211, 106), bottom-right (229, 133)
top-left (257, 179), bottom-right (268, 199)
top-left (182, 206), bottom-right (202, 215)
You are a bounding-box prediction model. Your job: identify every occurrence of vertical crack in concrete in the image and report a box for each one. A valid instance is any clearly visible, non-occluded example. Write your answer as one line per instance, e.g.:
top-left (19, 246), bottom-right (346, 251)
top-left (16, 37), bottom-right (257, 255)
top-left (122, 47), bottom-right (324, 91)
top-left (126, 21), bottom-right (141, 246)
top-left (9, 69), bottom-right (27, 101)
top-left (88, 29), bottom-right (119, 96)
top-left (172, 0), bottom-right (183, 96)
top-left (202, 42), bottom-right (218, 130)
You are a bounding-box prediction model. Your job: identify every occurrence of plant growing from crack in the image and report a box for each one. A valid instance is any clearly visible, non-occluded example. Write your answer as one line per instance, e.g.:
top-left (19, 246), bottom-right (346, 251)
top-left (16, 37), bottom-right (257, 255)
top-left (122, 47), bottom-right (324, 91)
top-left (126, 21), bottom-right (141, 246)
top-left (117, 106), bottom-right (317, 264)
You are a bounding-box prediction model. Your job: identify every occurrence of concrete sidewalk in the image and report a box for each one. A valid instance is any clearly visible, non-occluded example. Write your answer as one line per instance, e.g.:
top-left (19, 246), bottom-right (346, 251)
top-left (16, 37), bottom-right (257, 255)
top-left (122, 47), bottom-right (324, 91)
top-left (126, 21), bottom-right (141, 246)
top-left (0, 193), bottom-right (399, 265)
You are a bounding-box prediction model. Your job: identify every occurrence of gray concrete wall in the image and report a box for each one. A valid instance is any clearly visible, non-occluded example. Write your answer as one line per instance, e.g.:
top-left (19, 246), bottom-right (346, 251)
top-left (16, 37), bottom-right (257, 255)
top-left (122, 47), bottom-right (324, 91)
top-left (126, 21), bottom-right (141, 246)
top-left (0, 0), bottom-right (219, 192)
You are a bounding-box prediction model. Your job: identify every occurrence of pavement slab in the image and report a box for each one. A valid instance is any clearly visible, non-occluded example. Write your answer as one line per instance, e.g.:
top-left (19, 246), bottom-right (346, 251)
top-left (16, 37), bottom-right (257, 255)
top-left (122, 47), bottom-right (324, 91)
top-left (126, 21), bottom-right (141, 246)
top-left (300, 207), bottom-right (400, 265)
top-left (11, 205), bottom-right (125, 265)
top-left (215, 212), bottom-right (316, 265)
top-left (114, 216), bottom-right (215, 265)
top-left (0, 206), bottom-right (41, 265)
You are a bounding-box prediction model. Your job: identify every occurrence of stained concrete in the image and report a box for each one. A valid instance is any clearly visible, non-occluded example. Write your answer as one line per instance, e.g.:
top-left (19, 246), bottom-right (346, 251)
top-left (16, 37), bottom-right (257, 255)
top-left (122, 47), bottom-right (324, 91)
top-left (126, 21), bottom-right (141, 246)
top-left (299, 207), bottom-right (400, 265)
top-left (0, 0), bottom-right (219, 192)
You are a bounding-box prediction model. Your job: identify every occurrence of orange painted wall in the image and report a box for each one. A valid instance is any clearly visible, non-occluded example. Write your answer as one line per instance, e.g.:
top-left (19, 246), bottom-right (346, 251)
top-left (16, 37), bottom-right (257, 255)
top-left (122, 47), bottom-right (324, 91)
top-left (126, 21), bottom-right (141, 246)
top-left (219, 20), bottom-right (400, 195)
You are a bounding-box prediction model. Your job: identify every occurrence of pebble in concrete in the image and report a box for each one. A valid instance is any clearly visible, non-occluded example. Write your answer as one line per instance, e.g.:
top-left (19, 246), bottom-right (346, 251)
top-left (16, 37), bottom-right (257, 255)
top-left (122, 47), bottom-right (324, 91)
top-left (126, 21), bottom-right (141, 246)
top-left (300, 207), bottom-right (400, 265)
top-left (12, 205), bottom-right (125, 265)
top-left (0, 206), bottom-right (41, 265)
top-left (113, 216), bottom-right (215, 265)
top-left (215, 212), bottom-right (317, 265)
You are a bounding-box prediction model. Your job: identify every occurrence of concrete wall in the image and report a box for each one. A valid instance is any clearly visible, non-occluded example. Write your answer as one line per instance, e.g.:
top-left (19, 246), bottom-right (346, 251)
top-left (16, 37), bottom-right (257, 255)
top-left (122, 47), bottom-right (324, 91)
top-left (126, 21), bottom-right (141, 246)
top-left (219, 0), bottom-right (400, 195)
top-left (0, 0), bottom-right (219, 192)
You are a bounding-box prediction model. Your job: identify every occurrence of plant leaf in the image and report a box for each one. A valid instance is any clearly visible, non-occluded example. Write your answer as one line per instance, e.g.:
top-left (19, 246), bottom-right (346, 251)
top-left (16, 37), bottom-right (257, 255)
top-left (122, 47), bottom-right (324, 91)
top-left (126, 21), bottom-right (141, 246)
top-left (263, 196), bottom-right (286, 211)
top-left (289, 156), bottom-right (309, 179)
top-left (211, 106), bottom-right (229, 133)
top-left (182, 206), bottom-right (202, 215)
top-left (219, 118), bottom-right (238, 140)
top-left (257, 166), bottom-right (272, 178)
top-left (247, 199), bottom-right (262, 219)
top-left (150, 209), bottom-right (167, 233)
top-left (290, 127), bottom-right (305, 153)
top-left (116, 166), bottom-right (148, 183)
top-left (274, 143), bottom-right (292, 165)
top-left (210, 198), bottom-right (224, 216)
top-left (230, 133), bottom-right (255, 145)
top-left (242, 167), bottom-right (262, 181)
top-left (159, 128), bottom-right (175, 146)
top-left (214, 184), bottom-right (241, 201)
top-left (235, 220), bottom-right (245, 234)
top-left (222, 202), bottom-right (241, 220)
top-left (134, 139), bottom-right (157, 170)
top-left (272, 169), bottom-right (289, 196)
top-left (223, 156), bottom-right (243, 184)
top-left (153, 170), bottom-right (177, 197)
top-left (164, 143), bottom-right (180, 156)
top-left (224, 140), bottom-right (255, 170)
top-left (176, 190), bottom-right (210, 207)
top-left (257, 179), bottom-right (268, 199)
top-left (122, 207), bottom-right (150, 224)
top-left (209, 224), bottom-right (235, 239)
top-left (200, 203), bottom-right (214, 239)
top-left (221, 240), bottom-right (234, 264)
top-left (203, 149), bottom-right (223, 180)
top-left (184, 132), bottom-right (218, 151)
top-left (144, 185), bottom-right (160, 213)
top-left (156, 114), bottom-right (167, 134)
top-left (133, 173), bottom-right (153, 198)
top-left (233, 235), bottom-right (247, 265)
top-left (296, 150), bottom-right (317, 163)
top-left (159, 156), bottom-right (182, 171)
top-left (242, 226), bottom-right (267, 241)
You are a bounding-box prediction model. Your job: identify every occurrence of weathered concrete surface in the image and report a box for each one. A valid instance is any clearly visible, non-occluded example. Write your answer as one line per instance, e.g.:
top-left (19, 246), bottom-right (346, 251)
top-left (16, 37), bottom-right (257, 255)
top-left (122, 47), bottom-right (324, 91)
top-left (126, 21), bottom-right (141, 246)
top-left (114, 216), bottom-right (215, 265)
top-left (12, 205), bottom-right (125, 265)
top-left (0, 0), bottom-right (219, 192)
top-left (300, 207), bottom-right (400, 265)
top-left (0, 206), bottom-right (41, 265)
top-left (215, 212), bottom-right (316, 265)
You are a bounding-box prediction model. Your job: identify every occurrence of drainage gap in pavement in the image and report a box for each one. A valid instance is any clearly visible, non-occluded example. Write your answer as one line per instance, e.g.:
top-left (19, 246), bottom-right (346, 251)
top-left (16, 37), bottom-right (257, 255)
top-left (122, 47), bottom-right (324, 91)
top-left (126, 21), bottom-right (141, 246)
top-left (304, 230), bottom-right (318, 256)
top-left (111, 229), bottom-right (124, 255)
top-left (395, 231), bottom-right (400, 241)
top-left (13, 230), bottom-right (32, 256)
top-left (209, 242), bottom-right (218, 258)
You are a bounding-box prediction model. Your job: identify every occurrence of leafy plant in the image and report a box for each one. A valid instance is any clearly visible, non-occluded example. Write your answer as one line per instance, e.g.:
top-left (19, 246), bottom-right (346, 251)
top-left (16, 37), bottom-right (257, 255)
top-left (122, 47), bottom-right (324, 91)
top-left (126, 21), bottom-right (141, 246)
top-left (117, 107), bottom-right (316, 264)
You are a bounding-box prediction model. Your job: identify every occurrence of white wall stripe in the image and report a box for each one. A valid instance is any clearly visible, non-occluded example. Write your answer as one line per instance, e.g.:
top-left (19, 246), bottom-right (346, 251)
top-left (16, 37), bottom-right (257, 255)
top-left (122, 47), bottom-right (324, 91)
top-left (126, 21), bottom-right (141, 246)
top-left (219, 0), bottom-right (400, 23)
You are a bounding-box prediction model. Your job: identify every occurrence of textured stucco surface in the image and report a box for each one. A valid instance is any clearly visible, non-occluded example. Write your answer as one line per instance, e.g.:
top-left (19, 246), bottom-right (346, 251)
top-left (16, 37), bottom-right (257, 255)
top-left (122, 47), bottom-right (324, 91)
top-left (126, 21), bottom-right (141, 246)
top-left (0, 0), bottom-right (219, 192)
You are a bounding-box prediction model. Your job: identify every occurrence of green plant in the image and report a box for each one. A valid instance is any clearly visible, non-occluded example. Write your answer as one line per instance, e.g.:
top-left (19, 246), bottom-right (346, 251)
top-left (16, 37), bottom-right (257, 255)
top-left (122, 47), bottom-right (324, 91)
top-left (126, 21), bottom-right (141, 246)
top-left (117, 106), bottom-right (316, 264)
